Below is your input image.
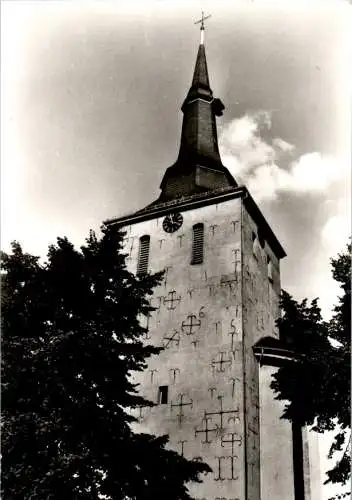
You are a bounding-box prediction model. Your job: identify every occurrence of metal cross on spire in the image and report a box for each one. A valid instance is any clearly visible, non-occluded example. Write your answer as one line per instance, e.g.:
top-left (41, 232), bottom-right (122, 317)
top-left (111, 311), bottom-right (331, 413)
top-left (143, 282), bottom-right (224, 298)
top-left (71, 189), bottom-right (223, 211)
top-left (194, 11), bottom-right (211, 45)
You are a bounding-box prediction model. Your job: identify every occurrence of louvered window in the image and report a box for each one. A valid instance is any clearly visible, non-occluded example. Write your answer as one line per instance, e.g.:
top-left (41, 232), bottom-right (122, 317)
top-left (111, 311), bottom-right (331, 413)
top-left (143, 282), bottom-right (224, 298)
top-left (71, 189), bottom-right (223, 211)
top-left (137, 235), bottom-right (150, 276)
top-left (191, 223), bottom-right (204, 265)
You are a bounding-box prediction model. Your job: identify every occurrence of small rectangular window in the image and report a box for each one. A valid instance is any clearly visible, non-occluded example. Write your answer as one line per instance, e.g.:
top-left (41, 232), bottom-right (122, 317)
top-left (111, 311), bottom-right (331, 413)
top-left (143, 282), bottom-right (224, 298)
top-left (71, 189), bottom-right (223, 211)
top-left (137, 235), bottom-right (150, 276)
top-left (158, 386), bottom-right (168, 404)
top-left (191, 223), bottom-right (204, 265)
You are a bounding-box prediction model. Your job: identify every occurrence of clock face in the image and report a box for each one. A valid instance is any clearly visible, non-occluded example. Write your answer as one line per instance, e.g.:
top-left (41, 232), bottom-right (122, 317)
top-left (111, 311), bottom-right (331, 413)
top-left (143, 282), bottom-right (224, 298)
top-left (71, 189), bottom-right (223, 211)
top-left (162, 212), bottom-right (183, 233)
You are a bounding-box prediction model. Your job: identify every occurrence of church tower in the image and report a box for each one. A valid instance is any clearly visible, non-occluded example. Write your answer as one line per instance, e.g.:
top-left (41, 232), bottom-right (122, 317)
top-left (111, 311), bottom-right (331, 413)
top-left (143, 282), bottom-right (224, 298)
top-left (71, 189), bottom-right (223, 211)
top-left (104, 17), bottom-right (319, 500)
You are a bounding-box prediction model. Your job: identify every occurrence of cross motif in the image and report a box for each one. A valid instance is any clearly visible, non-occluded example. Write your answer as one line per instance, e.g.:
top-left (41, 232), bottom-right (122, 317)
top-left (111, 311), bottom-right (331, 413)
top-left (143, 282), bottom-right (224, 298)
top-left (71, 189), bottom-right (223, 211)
top-left (208, 387), bottom-right (216, 399)
top-left (232, 346), bottom-right (241, 361)
top-left (163, 290), bottom-right (181, 310)
top-left (232, 249), bottom-right (241, 263)
top-left (211, 352), bottom-right (232, 373)
top-left (209, 224), bottom-right (218, 236)
top-left (231, 220), bottom-right (239, 232)
top-left (163, 266), bottom-right (172, 288)
top-left (213, 321), bottom-right (221, 335)
top-left (194, 11), bottom-right (211, 29)
top-left (214, 456), bottom-right (226, 482)
top-left (178, 440), bottom-right (187, 456)
top-left (163, 329), bottom-right (180, 348)
top-left (221, 432), bottom-right (242, 455)
top-left (181, 314), bottom-right (201, 335)
top-left (230, 377), bottom-right (241, 398)
top-left (171, 394), bottom-right (193, 424)
top-left (220, 276), bottom-right (238, 292)
top-left (153, 295), bottom-right (164, 312)
top-left (195, 416), bottom-right (217, 444)
top-left (169, 368), bottom-right (180, 383)
top-left (205, 396), bottom-right (240, 433)
top-left (214, 455), bottom-right (239, 482)
top-left (177, 234), bottom-right (184, 247)
top-left (149, 369), bottom-right (158, 384)
top-left (226, 455), bottom-right (239, 481)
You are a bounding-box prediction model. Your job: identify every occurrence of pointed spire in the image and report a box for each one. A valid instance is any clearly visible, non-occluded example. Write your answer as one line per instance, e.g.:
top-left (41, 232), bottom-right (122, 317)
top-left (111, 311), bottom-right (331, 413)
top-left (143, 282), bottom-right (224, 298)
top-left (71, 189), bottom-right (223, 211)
top-left (157, 17), bottom-right (237, 202)
top-left (190, 44), bottom-right (210, 94)
top-left (191, 12), bottom-right (211, 94)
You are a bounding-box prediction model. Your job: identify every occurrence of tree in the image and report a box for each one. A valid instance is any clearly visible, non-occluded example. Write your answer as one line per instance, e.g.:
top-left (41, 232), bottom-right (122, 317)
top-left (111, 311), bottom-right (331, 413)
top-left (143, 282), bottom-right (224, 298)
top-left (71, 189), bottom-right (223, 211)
top-left (271, 244), bottom-right (351, 487)
top-left (1, 228), bottom-right (210, 500)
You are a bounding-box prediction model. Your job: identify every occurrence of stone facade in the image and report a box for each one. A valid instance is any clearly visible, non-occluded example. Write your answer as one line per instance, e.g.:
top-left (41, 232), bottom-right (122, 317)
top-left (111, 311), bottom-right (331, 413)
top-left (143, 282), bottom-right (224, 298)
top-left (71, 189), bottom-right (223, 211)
top-left (119, 193), bottom-right (294, 500)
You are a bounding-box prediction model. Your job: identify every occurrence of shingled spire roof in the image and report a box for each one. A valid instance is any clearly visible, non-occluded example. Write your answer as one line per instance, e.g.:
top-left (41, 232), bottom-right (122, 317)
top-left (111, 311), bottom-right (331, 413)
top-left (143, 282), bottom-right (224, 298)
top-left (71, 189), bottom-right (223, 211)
top-left (156, 28), bottom-right (237, 203)
top-left (190, 43), bottom-right (210, 93)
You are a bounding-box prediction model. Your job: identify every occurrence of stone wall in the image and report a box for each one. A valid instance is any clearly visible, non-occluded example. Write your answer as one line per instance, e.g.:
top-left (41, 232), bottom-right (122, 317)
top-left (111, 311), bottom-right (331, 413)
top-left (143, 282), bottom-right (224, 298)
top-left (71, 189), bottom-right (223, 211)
top-left (121, 195), bottom-right (284, 500)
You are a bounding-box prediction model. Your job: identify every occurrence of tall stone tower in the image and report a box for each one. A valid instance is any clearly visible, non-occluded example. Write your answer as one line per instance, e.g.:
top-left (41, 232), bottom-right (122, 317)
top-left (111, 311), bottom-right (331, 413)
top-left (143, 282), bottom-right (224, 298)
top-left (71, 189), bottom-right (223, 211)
top-left (105, 20), bottom-right (319, 500)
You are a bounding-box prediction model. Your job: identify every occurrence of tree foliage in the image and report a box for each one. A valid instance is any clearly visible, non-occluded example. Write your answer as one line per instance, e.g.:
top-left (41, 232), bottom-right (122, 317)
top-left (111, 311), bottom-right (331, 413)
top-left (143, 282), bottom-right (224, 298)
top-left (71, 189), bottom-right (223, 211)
top-left (1, 228), bottom-right (210, 500)
top-left (271, 244), bottom-right (351, 486)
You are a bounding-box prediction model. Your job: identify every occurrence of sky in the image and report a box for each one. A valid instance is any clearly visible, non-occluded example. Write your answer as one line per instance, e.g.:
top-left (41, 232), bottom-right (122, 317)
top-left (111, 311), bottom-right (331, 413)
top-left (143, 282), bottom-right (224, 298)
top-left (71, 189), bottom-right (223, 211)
top-left (1, 0), bottom-right (351, 496)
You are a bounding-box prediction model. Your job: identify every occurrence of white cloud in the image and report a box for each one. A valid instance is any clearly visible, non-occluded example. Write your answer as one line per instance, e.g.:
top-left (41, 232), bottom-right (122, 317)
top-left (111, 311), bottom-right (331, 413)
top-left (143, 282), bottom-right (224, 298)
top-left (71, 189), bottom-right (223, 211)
top-left (220, 113), bottom-right (347, 201)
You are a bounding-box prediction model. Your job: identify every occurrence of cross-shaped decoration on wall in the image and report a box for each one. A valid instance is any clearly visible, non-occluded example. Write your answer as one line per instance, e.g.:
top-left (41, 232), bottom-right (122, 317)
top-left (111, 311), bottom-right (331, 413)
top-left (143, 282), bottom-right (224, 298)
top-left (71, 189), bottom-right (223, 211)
top-left (169, 368), bottom-right (180, 383)
top-left (177, 234), bottom-right (184, 247)
top-left (178, 440), bottom-right (187, 456)
top-left (232, 345), bottom-right (241, 361)
top-left (230, 377), bottom-right (241, 398)
top-left (205, 395), bottom-right (240, 433)
top-left (231, 220), bottom-right (239, 232)
top-left (211, 351), bottom-right (232, 373)
top-left (163, 330), bottom-right (180, 348)
top-left (209, 224), bottom-right (218, 236)
top-left (149, 369), bottom-right (158, 384)
top-left (221, 432), bottom-right (242, 455)
top-left (220, 276), bottom-right (238, 292)
top-left (208, 387), bottom-right (216, 399)
top-left (214, 456), bottom-right (226, 482)
top-left (153, 295), bottom-right (164, 312)
top-left (163, 290), bottom-right (181, 310)
top-left (195, 416), bottom-right (218, 444)
top-left (213, 321), bottom-right (221, 335)
top-left (171, 393), bottom-right (193, 425)
top-left (181, 314), bottom-right (201, 335)
top-left (232, 249), bottom-right (240, 263)
top-left (163, 266), bottom-right (172, 288)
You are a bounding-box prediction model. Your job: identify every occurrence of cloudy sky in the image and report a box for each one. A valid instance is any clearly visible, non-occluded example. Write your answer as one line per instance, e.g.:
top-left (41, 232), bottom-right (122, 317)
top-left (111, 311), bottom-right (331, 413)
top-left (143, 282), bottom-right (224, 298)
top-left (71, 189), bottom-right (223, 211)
top-left (1, 0), bottom-right (351, 495)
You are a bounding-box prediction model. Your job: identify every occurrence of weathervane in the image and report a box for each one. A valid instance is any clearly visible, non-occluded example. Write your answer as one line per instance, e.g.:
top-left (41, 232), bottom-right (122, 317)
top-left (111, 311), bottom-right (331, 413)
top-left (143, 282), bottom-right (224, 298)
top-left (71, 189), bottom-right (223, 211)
top-left (194, 11), bottom-right (211, 45)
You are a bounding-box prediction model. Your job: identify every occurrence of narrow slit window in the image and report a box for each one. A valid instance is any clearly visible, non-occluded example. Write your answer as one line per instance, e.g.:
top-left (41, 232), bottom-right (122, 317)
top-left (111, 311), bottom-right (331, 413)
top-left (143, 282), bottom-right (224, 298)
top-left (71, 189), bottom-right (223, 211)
top-left (191, 223), bottom-right (204, 265)
top-left (158, 386), bottom-right (168, 405)
top-left (137, 235), bottom-right (150, 276)
top-left (252, 231), bottom-right (260, 260)
top-left (267, 256), bottom-right (273, 283)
